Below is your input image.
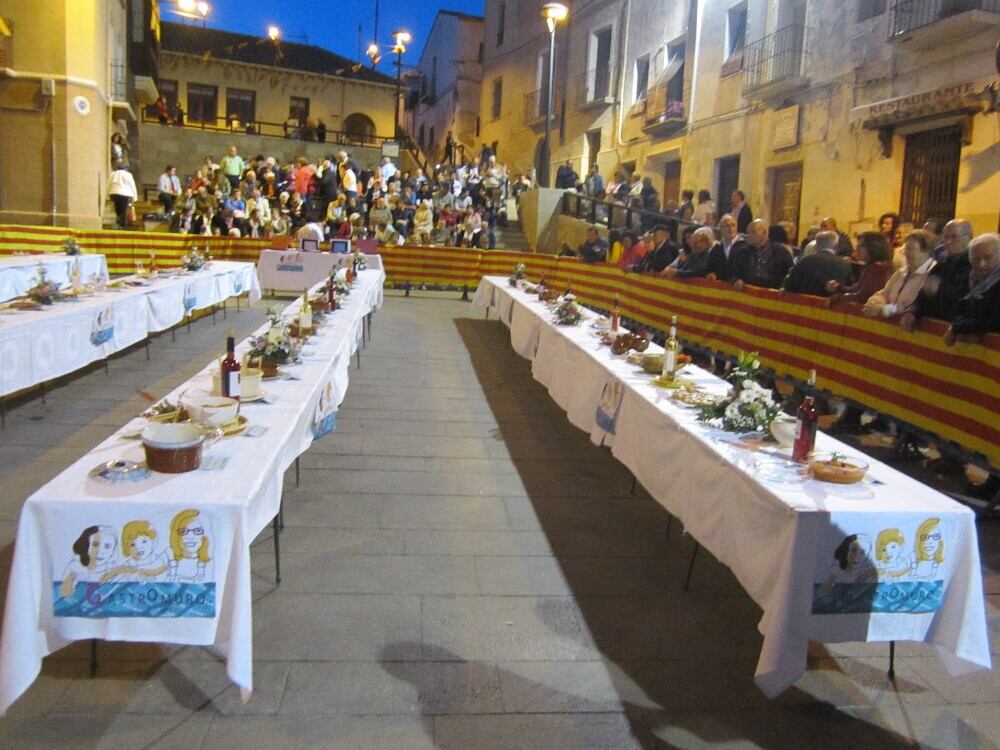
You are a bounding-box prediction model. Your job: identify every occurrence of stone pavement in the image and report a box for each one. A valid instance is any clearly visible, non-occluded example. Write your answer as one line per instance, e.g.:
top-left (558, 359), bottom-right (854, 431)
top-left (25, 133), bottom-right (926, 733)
top-left (0, 291), bottom-right (998, 749)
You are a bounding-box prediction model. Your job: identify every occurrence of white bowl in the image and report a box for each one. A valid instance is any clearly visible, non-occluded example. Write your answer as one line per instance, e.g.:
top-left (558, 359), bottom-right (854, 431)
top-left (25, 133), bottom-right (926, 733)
top-left (186, 395), bottom-right (239, 427)
top-left (141, 422), bottom-right (207, 449)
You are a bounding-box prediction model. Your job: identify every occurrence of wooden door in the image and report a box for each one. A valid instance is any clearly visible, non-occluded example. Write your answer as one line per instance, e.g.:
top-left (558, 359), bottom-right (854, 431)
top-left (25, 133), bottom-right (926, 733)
top-left (769, 163), bottom-right (803, 244)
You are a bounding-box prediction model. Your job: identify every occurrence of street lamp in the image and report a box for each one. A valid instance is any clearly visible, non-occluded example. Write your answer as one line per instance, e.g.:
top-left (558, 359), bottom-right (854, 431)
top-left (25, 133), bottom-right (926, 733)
top-left (267, 25), bottom-right (281, 42)
top-left (391, 30), bottom-right (411, 141)
top-left (175, 0), bottom-right (210, 24)
top-left (539, 3), bottom-right (568, 188)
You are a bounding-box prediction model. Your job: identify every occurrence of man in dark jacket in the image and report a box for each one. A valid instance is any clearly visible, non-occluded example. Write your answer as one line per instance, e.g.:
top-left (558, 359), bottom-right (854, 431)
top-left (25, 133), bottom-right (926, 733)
top-left (903, 219), bottom-right (972, 330)
top-left (945, 233), bottom-right (1000, 343)
top-left (663, 226), bottom-right (714, 278)
top-left (706, 214), bottom-right (742, 281)
top-left (781, 231), bottom-right (854, 295)
top-left (730, 190), bottom-right (753, 233)
top-left (555, 160), bottom-right (579, 190)
top-left (731, 219), bottom-right (794, 290)
top-left (632, 224), bottom-right (677, 273)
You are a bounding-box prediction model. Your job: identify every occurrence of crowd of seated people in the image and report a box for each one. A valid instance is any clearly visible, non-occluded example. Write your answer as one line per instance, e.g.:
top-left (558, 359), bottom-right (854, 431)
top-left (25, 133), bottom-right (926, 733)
top-left (162, 143), bottom-right (523, 249)
top-left (560, 183), bottom-right (999, 343)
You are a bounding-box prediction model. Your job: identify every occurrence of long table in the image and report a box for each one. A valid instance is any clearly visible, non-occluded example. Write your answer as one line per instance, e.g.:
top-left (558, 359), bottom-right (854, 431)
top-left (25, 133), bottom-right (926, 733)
top-left (0, 253), bottom-right (108, 303)
top-left (0, 262), bottom-right (260, 398)
top-left (0, 266), bottom-right (385, 714)
top-left (474, 276), bottom-right (991, 697)
top-left (257, 249), bottom-right (384, 294)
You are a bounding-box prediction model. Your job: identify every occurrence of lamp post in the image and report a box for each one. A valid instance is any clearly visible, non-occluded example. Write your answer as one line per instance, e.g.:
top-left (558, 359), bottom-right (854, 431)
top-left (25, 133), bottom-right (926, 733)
top-left (391, 30), bottom-right (411, 141)
top-left (539, 3), bottom-right (568, 188)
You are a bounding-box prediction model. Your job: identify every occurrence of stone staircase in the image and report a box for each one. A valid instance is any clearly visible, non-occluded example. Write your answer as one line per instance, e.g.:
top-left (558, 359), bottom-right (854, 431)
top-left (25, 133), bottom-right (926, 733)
top-left (493, 220), bottom-right (531, 252)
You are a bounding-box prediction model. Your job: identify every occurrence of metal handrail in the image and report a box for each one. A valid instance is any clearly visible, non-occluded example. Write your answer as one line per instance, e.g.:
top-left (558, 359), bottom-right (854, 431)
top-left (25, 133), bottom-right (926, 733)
top-left (889, 0), bottom-right (1000, 37)
top-left (561, 192), bottom-right (694, 241)
top-left (139, 109), bottom-right (394, 149)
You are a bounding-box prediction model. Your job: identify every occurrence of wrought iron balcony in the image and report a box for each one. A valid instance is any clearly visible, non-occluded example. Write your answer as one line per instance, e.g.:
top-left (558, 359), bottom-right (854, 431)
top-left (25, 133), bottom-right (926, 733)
top-left (741, 23), bottom-right (807, 99)
top-left (110, 61), bottom-right (129, 102)
top-left (574, 66), bottom-right (615, 108)
top-left (888, 0), bottom-right (1000, 44)
top-left (523, 87), bottom-right (561, 128)
top-left (642, 82), bottom-right (685, 134)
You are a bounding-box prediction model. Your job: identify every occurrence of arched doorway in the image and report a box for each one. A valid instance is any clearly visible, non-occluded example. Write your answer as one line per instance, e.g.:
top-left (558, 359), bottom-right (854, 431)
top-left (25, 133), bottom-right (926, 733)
top-left (343, 113), bottom-right (376, 144)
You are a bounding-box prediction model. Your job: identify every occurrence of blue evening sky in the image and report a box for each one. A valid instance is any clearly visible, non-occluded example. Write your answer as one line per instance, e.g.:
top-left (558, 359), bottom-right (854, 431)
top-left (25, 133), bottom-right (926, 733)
top-left (174, 0), bottom-right (485, 68)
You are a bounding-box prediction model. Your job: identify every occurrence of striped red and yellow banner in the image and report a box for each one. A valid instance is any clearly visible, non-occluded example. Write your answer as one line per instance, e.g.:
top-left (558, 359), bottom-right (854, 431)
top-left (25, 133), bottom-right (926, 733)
top-left (3, 226), bottom-right (996, 469)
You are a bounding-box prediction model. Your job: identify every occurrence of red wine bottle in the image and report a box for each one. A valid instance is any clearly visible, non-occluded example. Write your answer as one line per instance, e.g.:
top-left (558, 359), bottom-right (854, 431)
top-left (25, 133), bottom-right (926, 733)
top-left (792, 369), bottom-right (818, 463)
top-left (221, 328), bottom-right (241, 401)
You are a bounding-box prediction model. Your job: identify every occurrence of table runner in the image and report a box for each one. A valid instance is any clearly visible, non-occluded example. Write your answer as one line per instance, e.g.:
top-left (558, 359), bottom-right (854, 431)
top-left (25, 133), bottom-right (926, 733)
top-left (474, 276), bottom-right (991, 696)
top-left (0, 266), bottom-right (385, 714)
top-left (0, 254), bottom-right (108, 303)
top-left (0, 262), bottom-right (260, 398)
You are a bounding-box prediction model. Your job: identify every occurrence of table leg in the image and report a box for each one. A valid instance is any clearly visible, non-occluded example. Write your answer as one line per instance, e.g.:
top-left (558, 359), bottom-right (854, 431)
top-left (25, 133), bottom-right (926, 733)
top-left (356, 350), bottom-right (361, 370)
top-left (89, 639), bottom-right (98, 677)
top-left (629, 474), bottom-right (637, 495)
top-left (272, 515), bottom-right (282, 586)
top-left (888, 641), bottom-right (896, 681)
top-left (145, 339), bottom-right (151, 361)
top-left (295, 457), bottom-right (300, 488)
top-left (222, 301), bottom-right (227, 320)
top-left (683, 541), bottom-right (700, 592)
top-left (665, 514), bottom-right (673, 541)
top-left (279, 498), bottom-right (285, 531)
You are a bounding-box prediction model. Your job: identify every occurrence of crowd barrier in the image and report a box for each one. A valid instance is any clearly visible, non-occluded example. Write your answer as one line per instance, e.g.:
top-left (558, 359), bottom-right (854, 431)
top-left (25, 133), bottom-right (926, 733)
top-left (3, 227), bottom-right (996, 471)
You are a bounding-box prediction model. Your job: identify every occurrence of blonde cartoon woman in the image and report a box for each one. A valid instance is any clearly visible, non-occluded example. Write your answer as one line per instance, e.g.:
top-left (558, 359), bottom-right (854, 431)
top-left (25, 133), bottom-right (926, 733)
top-left (912, 518), bottom-right (944, 580)
top-left (59, 525), bottom-right (120, 597)
top-left (168, 509), bottom-right (211, 583)
top-left (875, 528), bottom-right (913, 580)
top-left (100, 520), bottom-right (170, 582)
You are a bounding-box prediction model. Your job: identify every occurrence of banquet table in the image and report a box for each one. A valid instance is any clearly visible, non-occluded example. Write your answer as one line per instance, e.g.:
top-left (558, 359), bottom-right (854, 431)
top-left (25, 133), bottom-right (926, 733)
top-left (0, 261), bottom-right (260, 398)
top-left (473, 276), bottom-right (992, 697)
top-left (0, 265), bottom-right (385, 714)
top-left (0, 254), bottom-right (109, 303)
top-left (257, 249), bottom-right (384, 294)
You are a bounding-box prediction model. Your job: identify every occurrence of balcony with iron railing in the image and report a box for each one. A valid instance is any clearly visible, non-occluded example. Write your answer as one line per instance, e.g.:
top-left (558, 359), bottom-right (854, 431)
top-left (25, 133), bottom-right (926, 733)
top-left (888, 0), bottom-right (1000, 46)
top-left (741, 23), bottom-right (808, 99)
top-left (642, 80), bottom-right (685, 135)
top-left (523, 88), bottom-right (561, 128)
top-left (110, 61), bottom-right (129, 102)
top-left (573, 66), bottom-right (615, 109)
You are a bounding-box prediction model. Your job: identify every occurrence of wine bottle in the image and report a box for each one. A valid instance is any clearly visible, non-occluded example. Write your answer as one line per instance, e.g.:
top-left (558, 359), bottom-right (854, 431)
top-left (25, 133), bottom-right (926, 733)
top-left (326, 274), bottom-right (336, 311)
top-left (661, 315), bottom-right (679, 380)
top-left (792, 369), bottom-right (819, 463)
top-left (221, 328), bottom-right (241, 400)
top-left (610, 294), bottom-right (621, 333)
top-left (537, 274), bottom-right (547, 299)
top-left (149, 252), bottom-right (158, 279)
top-left (299, 288), bottom-right (312, 331)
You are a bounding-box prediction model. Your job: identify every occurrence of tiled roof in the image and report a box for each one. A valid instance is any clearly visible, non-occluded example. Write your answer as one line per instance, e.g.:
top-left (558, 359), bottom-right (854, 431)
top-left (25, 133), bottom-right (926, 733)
top-left (160, 22), bottom-right (397, 85)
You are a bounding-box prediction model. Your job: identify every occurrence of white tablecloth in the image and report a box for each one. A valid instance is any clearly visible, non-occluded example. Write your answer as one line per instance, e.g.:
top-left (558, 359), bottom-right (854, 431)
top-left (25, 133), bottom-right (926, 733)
top-left (474, 276), bottom-right (991, 697)
top-left (0, 262), bottom-right (260, 398)
top-left (0, 254), bottom-right (109, 303)
top-left (257, 250), bottom-right (383, 293)
top-left (0, 267), bottom-right (385, 714)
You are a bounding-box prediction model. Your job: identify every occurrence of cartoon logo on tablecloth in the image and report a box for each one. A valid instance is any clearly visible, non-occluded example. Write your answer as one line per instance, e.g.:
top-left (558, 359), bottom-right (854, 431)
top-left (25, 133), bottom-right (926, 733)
top-left (312, 381), bottom-right (337, 440)
top-left (90, 306), bottom-right (114, 346)
top-left (595, 379), bottom-right (624, 436)
top-left (276, 251), bottom-right (304, 272)
top-left (183, 282), bottom-right (197, 311)
top-left (52, 509), bottom-right (216, 618)
top-left (812, 518), bottom-right (947, 615)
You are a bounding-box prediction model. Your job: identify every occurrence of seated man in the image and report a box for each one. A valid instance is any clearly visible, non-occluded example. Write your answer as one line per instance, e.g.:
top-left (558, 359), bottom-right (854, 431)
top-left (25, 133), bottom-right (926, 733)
top-left (662, 227), bottom-right (714, 278)
top-left (945, 233), bottom-right (1000, 344)
top-left (564, 226), bottom-right (608, 263)
top-left (781, 230), bottom-right (853, 295)
top-left (431, 219), bottom-right (454, 246)
top-left (820, 216), bottom-right (854, 257)
top-left (631, 224), bottom-right (677, 273)
top-left (731, 219), bottom-right (794, 290)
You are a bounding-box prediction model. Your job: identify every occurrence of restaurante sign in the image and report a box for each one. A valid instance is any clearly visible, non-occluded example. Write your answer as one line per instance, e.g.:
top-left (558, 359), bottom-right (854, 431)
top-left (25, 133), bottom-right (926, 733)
top-left (852, 81), bottom-right (984, 127)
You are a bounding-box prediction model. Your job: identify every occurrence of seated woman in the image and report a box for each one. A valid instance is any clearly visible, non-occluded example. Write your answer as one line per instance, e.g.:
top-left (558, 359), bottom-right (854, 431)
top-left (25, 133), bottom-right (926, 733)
top-left (458, 209), bottom-right (482, 248)
top-left (431, 219), bottom-right (454, 246)
top-left (827, 231), bottom-right (894, 306)
top-left (863, 230), bottom-right (936, 319)
top-left (412, 200), bottom-right (435, 245)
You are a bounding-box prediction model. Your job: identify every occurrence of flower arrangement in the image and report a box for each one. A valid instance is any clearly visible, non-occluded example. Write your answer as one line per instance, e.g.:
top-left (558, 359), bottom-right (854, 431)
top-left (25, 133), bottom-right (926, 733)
top-left (180, 248), bottom-right (206, 271)
top-left (553, 294), bottom-right (583, 326)
top-left (508, 263), bottom-right (526, 287)
top-left (352, 252), bottom-right (368, 271)
top-left (333, 274), bottom-right (352, 296)
top-left (62, 237), bottom-right (82, 256)
top-left (248, 310), bottom-right (295, 365)
top-left (697, 351), bottom-right (779, 433)
top-left (27, 266), bottom-right (63, 305)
